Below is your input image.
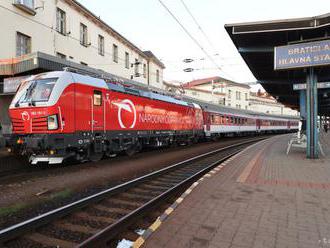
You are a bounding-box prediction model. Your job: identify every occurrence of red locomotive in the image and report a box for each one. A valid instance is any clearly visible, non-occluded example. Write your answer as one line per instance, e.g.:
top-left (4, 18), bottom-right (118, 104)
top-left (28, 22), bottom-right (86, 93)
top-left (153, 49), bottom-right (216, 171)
top-left (7, 70), bottom-right (299, 164)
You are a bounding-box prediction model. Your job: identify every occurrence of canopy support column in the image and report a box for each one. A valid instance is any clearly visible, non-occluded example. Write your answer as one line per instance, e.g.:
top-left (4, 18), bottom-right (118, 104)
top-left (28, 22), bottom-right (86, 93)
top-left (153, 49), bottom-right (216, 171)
top-left (306, 68), bottom-right (318, 159)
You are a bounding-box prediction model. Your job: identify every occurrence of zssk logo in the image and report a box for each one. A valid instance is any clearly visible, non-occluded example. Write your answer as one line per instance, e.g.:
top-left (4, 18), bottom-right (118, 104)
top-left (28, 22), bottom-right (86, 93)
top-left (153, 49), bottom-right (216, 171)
top-left (113, 99), bottom-right (137, 129)
top-left (21, 111), bottom-right (30, 121)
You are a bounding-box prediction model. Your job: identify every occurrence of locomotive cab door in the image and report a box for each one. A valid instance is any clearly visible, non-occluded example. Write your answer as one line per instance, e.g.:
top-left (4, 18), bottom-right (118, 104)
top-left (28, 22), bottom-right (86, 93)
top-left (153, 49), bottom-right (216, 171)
top-left (92, 90), bottom-right (104, 131)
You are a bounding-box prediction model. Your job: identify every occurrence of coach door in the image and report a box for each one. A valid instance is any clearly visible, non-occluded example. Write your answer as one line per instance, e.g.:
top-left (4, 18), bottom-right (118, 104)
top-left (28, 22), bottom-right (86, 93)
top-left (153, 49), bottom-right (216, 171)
top-left (92, 90), bottom-right (104, 131)
top-left (256, 119), bottom-right (261, 131)
top-left (205, 112), bottom-right (211, 131)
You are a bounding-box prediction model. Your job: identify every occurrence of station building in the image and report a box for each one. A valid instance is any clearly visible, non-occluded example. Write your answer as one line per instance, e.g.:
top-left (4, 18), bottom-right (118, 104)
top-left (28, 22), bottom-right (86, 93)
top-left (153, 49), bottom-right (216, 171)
top-left (249, 91), bottom-right (298, 116)
top-left (0, 0), bottom-right (165, 133)
top-left (165, 76), bottom-right (297, 115)
top-left (177, 76), bottom-right (250, 109)
top-left (182, 77), bottom-right (250, 109)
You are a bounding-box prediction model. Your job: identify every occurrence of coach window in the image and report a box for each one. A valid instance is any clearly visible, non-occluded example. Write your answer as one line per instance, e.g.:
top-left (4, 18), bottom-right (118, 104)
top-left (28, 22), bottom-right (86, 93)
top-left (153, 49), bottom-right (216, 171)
top-left (93, 90), bottom-right (102, 106)
top-left (211, 115), bottom-right (215, 123)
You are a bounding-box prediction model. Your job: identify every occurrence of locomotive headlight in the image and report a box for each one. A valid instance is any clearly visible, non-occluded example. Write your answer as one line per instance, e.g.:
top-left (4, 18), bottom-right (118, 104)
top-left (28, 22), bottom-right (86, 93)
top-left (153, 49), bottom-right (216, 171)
top-left (48, 115), bottom-right (58, 130)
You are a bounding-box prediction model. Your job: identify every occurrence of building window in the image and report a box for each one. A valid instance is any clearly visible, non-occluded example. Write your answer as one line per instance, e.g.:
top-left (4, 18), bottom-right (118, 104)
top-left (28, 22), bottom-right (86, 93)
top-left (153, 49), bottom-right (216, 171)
top-left (56, 52), bottom-right (66, 59)
top-left (228, 89), bottom-right (231, 99)
top-left (16, 32), bottom-right (31, 56)
top-left (143, 64), bottom-right (147, 78)
top-left (245, 93), bottom-right (248, 100)
top-left (156, 69), bottom-right (160, 83)
top-left (98, 35), bottom-right (104, 56)
top-left (113, 44), bottom-right (118, 63)
top-left (56, 8), bottom-right (66, 35)
top-left (134, 59), bottom-right (139, 75)
top-left (125, 52), bottom-right (129, 69)
top-left (80, 23), bottom-right (88, 46)
top-left (236, 91), bottom-right (241, 100)
top-left (93, 90), bottom-right (102, 106)
top-left (15, 0), bottom-right (34, 9)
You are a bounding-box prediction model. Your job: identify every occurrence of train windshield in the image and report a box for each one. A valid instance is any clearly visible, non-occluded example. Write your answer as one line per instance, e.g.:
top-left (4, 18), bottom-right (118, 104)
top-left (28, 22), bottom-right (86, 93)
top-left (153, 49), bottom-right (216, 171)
top-left (17, 78), bottom-right (57, 105)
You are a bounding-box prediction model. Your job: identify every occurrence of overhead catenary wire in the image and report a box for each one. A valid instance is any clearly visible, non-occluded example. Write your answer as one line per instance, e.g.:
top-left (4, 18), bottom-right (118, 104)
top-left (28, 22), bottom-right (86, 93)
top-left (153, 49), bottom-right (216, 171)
top-left (179, 0), bottom-right (217, 53)
top-left (157, 0), bottom-right (234, 81)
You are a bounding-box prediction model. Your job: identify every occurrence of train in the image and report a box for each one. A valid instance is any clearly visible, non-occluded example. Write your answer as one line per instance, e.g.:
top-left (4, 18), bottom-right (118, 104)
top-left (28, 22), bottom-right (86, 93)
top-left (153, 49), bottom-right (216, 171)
top-left (6, 70), bottom-right (299, 164)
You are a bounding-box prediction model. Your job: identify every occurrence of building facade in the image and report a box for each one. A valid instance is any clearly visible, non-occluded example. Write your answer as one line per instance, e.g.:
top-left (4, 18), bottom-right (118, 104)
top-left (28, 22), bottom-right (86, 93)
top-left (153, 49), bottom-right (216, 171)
top-left (180, 76), bottom-right (250, 110)
top-left (0, 0), bottom-right (165, 134)
top-left (0, 0), bottom-right (164, 88)
top-left (249, 91), bottom-right (298, 116)
top-left (164, 76), bottom-right (298, 116)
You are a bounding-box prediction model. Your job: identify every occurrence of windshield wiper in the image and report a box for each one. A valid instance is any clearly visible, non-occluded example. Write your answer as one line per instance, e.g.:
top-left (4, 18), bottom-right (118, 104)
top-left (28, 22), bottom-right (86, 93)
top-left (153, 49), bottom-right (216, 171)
top-left (15, 88), bottom-right (29, 107)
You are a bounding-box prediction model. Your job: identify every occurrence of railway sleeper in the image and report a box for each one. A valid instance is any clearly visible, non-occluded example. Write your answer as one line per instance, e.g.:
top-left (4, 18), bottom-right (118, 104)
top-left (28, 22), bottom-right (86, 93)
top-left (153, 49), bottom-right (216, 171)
top-left (137, 183), bottom-right (170, 191)
top-left (130, 187), bottom-right (165, 195)
top-left (117, 192), bottom-right (155, 202)
top-left (92, 204), bottom-right (132, 215)
top-left (146, 180), bottom-right (177, 187)
top-left (36, 223), bottom-right (90, 244)
top-left (102, 198), bottom-right (142, 209)
top-left (166, 170), bottom-right (192, 177)
top-left (162, 171), bottom-right (190, 180)
top-left (24, 233), bottom-right (77, 248)
top-left (53, 220), bottom-right (99, 236)
top-left (165, 171), bottom-right (194, 178)
top-left (84, 207), bottom-right (124, 219)
top-left (155, 177), bottom-right (183, 185)
top-left (66, 215), bottom-right (108, 230)
top-left (72, 212), bottom-right (116, 225)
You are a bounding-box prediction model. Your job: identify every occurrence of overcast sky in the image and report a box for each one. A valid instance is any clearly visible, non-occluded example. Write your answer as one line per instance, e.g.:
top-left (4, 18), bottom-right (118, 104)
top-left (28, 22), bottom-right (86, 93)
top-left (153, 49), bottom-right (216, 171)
top-left (78, 0), bottom-right (329, 88)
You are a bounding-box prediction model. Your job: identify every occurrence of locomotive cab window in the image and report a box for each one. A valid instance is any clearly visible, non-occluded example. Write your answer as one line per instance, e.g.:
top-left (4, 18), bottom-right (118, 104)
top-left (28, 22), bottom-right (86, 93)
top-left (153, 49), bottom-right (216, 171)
top-left (93, 90), bottom-right (102, 106)
top-left (15, 78), bottom-right (57, 105)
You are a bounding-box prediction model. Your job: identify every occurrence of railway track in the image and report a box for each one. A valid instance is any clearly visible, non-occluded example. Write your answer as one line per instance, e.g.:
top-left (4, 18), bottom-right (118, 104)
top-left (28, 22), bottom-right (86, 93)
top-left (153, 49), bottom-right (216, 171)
top-left (0, 137), bottom-right (265, 248)
top-left (0, 137), bottom-right (250, 184)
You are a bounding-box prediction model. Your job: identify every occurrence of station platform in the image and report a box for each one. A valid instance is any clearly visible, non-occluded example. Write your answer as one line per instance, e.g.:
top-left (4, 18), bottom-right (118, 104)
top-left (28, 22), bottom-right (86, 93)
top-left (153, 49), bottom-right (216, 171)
top-left (136, 132), bottom-right (330, 248)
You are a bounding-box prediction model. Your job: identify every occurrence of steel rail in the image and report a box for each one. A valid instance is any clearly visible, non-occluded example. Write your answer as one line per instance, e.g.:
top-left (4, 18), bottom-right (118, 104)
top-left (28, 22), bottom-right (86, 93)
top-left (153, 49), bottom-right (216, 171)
top-left (0, 137), bottom-right (266, 246)
top-left (79, 152), bottom-right (238, 247)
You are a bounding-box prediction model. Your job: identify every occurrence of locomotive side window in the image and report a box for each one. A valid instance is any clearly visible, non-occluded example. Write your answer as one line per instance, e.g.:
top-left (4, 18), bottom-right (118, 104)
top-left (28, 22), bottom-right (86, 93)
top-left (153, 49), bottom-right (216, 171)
top-left (93, 90), bottom-right (102, 106)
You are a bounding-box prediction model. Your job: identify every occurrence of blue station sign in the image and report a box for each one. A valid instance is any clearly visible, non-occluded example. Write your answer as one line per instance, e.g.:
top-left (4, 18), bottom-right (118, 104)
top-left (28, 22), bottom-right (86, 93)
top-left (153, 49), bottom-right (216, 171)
top-left (274, 39), bottom-right (330, 70)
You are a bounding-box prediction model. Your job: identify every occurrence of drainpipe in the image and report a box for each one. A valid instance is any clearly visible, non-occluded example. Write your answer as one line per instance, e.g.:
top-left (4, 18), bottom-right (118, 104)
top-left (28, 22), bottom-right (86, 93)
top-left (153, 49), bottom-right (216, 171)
top-left (147, 61), bottom-right (150, 87)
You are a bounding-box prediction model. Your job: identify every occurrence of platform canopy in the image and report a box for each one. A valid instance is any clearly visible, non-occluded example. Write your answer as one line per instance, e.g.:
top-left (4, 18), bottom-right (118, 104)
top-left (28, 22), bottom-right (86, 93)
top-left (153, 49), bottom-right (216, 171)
top-left (225, 13), bottom-right (330, 115)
